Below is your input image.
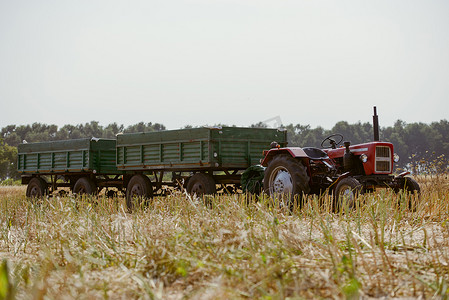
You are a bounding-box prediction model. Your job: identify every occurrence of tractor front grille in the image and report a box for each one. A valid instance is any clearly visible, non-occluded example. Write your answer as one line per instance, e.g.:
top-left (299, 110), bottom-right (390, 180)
top-left (376, 161), bottom-right (390, 172)
top-left (375, 146), bottom-right (391, 172)
top-left (376, 146), bottom-right (390, 158)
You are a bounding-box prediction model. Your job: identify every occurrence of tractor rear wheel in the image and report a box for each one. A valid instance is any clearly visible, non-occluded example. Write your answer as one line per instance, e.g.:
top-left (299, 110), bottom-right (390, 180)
top-left (126, 175), bottom-right (153, 211)
top-left (26, 177), bottom-right (48, 198)
top-left (186, 173), bottom-right (216, 196)
top-left (334, 177), bottom-right (362, 211)
top-left (263, 155), bottom-right (310, 209)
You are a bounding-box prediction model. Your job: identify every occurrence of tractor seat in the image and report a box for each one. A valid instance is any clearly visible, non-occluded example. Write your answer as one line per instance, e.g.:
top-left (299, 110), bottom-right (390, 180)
top-left (303, 147), bottom-right (329, 160)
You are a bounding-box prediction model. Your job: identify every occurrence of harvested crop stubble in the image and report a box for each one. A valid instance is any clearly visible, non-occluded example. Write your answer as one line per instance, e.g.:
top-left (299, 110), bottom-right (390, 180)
top-left (0, 176), bottom-right (448, 299)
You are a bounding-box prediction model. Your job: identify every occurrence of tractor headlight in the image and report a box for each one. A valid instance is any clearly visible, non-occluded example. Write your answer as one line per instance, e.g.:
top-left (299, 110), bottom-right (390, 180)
top-left (393, 153), bottom-right (400, 163)
top-left (360, 154), bottom-right (368, 163)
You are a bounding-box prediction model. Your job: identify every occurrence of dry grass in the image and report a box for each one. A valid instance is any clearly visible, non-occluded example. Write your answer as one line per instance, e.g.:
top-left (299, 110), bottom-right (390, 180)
top-left (1, 176), bottom-right (449, 299)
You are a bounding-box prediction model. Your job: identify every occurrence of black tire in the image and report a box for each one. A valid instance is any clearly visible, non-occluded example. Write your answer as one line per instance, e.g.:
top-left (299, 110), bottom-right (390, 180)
top-left (263, 155), bottom-right (310, 207)
top-left (186, 173), bottom-right (216, 196)
top-left (394, 176), bottom-right (421, 194)
top-left (126, 175), bottom-right (153, 211)
top-left (334, 177), bottom-right (362, 211)
top-left (394, 176), bottom-right (420, 209)
top-left (26, 177), bottom-right (48, 198)
top-left (73, 177), bottom-right (97, 195)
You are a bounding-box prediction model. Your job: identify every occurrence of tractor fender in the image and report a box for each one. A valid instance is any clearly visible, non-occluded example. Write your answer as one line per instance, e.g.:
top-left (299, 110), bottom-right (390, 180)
top-left (394, 171), bottom-right (410, 179)
top-left (261, 147), bottom-right (309, 167)
top-left (331, 172), bottom-right (351, 190)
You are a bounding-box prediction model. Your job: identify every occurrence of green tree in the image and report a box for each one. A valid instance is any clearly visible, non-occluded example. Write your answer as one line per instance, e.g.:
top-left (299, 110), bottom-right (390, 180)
top-left (104, 123), bottom-right (125, 138)
top-left (251, 122), bottom-right (268, 128)
top-left (0, 139), bottom-right (18, 180)
top-left (285, 124), bottom-right (328, 147)
top-left (124, 122), bottom-right (166, 133)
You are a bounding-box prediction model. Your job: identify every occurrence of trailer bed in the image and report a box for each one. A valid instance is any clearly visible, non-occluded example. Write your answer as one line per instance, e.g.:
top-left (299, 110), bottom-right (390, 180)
top-left (116, 127), bottom-right (287, 172)
top-left (18, 138), bottom-right (119, 175)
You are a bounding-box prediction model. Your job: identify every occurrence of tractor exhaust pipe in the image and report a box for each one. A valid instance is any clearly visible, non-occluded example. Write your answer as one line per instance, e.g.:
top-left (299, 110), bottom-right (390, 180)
top-left (373, 106), bottom-right (380, 141)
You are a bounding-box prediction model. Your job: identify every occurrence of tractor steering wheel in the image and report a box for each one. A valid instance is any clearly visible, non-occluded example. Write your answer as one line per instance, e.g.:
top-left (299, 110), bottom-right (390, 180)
top-left (320, 134), bottom-right (344, 149)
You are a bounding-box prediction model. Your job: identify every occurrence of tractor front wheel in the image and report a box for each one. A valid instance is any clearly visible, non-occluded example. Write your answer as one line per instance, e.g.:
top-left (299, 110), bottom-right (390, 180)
top-left (394, 176), bottom-right (420, 209)
top-left (394, 176), bottom-right (420, 195)
top-left (334, 177), bottom-right (362, 211)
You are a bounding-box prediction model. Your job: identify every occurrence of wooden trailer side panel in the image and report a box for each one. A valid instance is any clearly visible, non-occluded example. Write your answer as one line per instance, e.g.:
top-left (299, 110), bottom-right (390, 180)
top-left (116, 127), bottom-right (286, 171)
top-left (17, 138), bottom-right (118, 174)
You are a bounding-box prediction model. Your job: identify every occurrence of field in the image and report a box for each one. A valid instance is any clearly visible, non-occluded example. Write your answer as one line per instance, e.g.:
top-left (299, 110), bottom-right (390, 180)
top-left (1, 176), bottom-right (449, 299)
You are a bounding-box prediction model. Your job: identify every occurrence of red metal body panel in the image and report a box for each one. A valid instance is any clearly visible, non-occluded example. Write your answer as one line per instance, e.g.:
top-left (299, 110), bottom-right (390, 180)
top-left (261, 147), bottom-right (308, 167)
top-left (325, 142), bottom-right (394, 175)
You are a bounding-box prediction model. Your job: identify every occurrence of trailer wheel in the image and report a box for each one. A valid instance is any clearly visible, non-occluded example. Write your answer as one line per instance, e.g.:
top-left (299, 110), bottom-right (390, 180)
top-left (26, 177), bottom-right (48, 198)
top-left (263, 155), bottom-right (310, 208)
top-left (73, 177), bottom-right (97, 195)
top-left (186, 173), bottom-right (216, 196)
top-left (334, 177), bottom-right (362, 211)
top-left (126, 175), bottom-right (153, 211)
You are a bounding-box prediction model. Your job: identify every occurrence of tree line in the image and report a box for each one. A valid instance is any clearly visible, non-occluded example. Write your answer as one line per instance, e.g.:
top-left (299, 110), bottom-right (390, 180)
top-left (1, 119), bottom-right (448, 181)
top-left (283, 120), bottom-right (449, 174)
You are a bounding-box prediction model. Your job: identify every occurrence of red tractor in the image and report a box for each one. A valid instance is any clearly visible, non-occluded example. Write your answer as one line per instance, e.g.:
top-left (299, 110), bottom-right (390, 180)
top-left (261, 107), bottom-right (420, 209)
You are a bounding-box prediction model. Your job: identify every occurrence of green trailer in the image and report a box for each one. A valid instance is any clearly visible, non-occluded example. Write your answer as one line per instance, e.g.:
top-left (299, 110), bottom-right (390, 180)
top-left (18, 127), bottom-right (287, 209)
top-left (18, 138), bottom-right (118, 174)
top-left (117, 127), bottom-right (286, 205)
top-left (116, 126), bottom-right (285, 171)
top-left (18, 138), bottom-right (122, 197)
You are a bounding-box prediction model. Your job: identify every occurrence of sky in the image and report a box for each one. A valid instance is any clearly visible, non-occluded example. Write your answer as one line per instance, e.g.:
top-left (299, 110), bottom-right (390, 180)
top-left (0, 0), bottom-right (448, 130)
